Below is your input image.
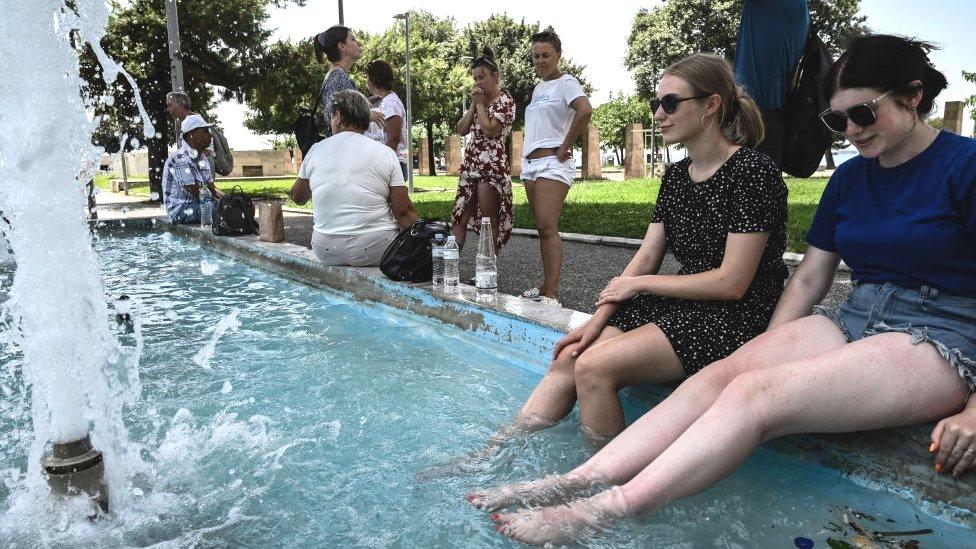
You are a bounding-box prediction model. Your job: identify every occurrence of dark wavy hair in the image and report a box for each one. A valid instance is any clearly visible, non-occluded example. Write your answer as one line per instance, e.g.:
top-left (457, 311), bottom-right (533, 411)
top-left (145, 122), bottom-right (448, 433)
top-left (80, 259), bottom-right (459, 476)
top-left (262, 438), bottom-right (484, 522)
top-left (313, 25), bottom-right (350, 63)
top-left (530, 26), bottom-right (561, 54)
top-left (366, 60), bottom-right (396, 91)
top-left (824, 34), bottom-right (948, 116)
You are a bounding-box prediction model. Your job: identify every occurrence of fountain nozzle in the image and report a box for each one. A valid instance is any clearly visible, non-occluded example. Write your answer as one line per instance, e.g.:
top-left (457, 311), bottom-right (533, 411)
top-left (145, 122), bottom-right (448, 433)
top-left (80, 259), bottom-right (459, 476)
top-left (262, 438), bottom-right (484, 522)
top-left (41, 434), bottom-right (109, 514)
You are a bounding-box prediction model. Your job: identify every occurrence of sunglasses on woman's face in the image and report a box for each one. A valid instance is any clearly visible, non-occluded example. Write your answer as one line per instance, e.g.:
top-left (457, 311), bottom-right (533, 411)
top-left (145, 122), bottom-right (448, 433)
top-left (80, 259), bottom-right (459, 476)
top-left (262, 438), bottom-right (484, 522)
top-left (652, 93), bottom-right (710, 115)
top-left (819, 90), bottom-right (893, 133)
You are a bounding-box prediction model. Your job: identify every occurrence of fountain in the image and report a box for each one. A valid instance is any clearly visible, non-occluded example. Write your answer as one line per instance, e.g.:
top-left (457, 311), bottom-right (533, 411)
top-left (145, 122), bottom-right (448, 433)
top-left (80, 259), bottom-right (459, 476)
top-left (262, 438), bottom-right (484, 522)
top-left (0, 0), bottom-right (153, 518)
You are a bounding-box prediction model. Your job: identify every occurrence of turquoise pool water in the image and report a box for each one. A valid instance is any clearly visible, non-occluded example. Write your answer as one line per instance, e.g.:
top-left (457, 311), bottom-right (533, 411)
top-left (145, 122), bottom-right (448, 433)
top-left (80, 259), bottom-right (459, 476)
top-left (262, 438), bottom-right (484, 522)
top-left (0, 230), bottom-right (973, 547)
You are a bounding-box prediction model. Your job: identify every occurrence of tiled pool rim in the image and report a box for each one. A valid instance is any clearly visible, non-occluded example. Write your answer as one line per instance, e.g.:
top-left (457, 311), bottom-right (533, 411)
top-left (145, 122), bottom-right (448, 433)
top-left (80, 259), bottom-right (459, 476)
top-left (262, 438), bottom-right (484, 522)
top-left (93, 216), bottom-right (976, 526)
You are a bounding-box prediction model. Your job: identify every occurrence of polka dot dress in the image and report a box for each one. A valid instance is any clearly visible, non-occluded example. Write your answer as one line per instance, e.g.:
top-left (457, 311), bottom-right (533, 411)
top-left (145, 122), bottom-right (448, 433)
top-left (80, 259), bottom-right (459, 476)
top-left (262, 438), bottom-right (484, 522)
top-left (607, 148), bottom-right (789, 375)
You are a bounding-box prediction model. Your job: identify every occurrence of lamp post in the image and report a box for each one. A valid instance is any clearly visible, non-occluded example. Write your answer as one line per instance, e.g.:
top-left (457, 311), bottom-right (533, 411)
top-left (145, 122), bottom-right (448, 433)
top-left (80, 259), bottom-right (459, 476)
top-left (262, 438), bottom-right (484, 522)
top-left (394, 12), bottom-right (413, 192)
top-left (338, 0), bottom-right (344, 24)
top-left (164, 0), bottom-right (184, 92)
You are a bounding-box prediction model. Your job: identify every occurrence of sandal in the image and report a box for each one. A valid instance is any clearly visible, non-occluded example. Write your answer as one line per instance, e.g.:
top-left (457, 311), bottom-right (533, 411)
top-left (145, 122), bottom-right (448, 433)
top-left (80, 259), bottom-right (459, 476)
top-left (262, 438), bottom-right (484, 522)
top-left (521, 287), bottom-right (541, 299)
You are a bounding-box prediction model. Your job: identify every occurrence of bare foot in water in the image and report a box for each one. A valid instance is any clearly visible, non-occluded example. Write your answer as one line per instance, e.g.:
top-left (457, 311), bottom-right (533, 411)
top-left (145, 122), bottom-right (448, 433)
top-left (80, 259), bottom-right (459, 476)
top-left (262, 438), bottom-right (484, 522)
top-left (466, 473), bottom-right (594, 511)
top-left (490, 487), bottom-right (631, 545)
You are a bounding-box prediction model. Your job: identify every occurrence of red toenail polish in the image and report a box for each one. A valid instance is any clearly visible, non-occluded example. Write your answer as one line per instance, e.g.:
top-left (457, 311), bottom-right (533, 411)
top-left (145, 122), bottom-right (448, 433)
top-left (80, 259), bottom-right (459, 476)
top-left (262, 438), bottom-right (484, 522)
top-left (491, 513), bottom-right (500, 521)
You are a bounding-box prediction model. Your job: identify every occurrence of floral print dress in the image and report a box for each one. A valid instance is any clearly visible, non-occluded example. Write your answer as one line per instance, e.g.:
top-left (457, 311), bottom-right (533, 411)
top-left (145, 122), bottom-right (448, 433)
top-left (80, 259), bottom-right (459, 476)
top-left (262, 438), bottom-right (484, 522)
top-left (451, 90), bottom-right (516, 250)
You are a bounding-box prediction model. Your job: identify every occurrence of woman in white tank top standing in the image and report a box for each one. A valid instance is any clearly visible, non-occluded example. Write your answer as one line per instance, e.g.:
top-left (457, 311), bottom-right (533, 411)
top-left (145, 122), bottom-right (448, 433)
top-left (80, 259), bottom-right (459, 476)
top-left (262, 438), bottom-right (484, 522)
top-left (521, 27), bottom-right (592, 306)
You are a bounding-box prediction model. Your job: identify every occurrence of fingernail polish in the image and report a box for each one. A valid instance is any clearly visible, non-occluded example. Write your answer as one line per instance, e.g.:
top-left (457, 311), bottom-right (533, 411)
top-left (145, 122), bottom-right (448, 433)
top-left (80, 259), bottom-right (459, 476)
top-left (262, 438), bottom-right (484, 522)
top-left (935, 463), bottom-right (942, 473)
top-left (929, 442), bottom-right (936, 453)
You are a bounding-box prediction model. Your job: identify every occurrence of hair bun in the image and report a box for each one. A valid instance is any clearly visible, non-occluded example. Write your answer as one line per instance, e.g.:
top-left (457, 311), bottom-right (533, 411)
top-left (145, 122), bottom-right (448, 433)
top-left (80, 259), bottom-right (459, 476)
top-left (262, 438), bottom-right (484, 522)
top-left (481, 46), bottom-right (496, 62)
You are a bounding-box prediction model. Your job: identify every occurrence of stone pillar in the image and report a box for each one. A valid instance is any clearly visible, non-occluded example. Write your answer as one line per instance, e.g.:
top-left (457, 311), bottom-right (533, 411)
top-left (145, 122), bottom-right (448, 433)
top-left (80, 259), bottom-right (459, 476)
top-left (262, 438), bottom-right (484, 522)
top-left (624, 123), bottom-right (646, 179)
top-left (944, 101), bottom-right (964, 135)
top-left (418, 136), bottom-right (431, 175)
top-left (581, 124), bottom-right (602, 179)
top-left (447, 134), bottom-right (462, 176)
top-left (509, 131), bottom-right (523, 177)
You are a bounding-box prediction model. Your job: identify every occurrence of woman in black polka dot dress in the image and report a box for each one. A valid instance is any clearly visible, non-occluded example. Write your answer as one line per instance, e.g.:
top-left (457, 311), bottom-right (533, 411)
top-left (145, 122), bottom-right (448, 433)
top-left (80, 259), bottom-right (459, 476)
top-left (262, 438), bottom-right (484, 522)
top-left (472, 53), bottom-right (788, 448)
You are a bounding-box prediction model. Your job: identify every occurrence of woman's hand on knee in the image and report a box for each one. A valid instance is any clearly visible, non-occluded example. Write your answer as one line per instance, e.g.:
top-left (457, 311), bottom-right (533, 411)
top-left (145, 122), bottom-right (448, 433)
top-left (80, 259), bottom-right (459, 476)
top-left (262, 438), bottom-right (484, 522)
top-left (554, 319), bottom-right (605, 359)
top-left (931, 406), bottom-right (976, 478)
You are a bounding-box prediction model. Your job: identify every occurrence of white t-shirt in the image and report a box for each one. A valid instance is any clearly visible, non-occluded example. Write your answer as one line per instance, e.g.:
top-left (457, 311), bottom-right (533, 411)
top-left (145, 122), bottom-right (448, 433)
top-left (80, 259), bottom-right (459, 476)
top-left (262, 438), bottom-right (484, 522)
top-left (523, 74), bottom-right (586, 158)
top-left (298, 132), bottom-right (406, 236)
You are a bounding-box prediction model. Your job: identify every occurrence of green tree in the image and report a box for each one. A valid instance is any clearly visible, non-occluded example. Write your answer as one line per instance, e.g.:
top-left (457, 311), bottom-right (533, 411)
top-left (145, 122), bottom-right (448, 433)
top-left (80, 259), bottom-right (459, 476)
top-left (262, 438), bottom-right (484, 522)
top-left (79, 0), bottom-right (299, 199)
top-left (625, 0), bottom-right (868, 99)
top-left (456, 14), bottom-right (592, 130)
top-left (357, 12), bottom-right (469, 175)
top-left (964, 70), bottom-right (976, 135)
top-left (592, 93), bottom-right (656, 165)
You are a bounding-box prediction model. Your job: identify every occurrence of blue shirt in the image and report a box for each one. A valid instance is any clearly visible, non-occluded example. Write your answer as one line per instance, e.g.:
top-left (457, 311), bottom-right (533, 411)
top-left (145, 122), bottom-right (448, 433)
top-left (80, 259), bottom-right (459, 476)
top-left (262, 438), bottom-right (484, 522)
top-left (733, 0), bottom-right (809, 111)
top-left (162, 142), bottom-right (213, 218)
top-left (321, 67), bottom-right (357, 137)
top-left (806, 131), bottom-right (976, 295)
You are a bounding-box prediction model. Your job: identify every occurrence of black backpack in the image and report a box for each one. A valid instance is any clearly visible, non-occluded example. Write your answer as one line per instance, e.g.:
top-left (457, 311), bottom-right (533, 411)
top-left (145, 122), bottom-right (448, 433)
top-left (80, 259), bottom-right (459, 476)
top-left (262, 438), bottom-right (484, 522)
top-left (213, 185), bottom-right (259, 236)
top-left (781, 29), bottom-right (835, 178)
top-left (380, 219), bottom-right (449, 282)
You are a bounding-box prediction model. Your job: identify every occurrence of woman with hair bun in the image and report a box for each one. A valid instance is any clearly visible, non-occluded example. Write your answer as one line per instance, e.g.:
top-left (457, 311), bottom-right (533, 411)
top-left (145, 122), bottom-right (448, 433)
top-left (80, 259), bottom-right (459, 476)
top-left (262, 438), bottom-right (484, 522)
top-left (451, 47), bottom-right (516, 253)
top-left (313, 25), bottom-right (365, 137)
top-left (473, 36), bottom-right (976, 545)
top-left (520, 27), bottom-right (592, 305)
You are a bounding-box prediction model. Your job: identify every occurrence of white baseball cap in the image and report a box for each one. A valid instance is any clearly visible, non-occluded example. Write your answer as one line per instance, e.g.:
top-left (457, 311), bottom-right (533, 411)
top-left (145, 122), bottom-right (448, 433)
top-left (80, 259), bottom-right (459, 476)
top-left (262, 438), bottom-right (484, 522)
top-left (181, 113), bottom-right (213, 135)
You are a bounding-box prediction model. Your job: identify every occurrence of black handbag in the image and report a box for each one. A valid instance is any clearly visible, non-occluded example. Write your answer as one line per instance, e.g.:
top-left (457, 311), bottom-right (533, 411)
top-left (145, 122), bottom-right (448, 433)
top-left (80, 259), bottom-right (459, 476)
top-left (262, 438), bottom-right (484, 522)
top-left (294, 74), bottom-right (331, 157)
top-left (782, 29), bottom-right (835, 178)
top-left (380, 219), bottom-right (449, 282)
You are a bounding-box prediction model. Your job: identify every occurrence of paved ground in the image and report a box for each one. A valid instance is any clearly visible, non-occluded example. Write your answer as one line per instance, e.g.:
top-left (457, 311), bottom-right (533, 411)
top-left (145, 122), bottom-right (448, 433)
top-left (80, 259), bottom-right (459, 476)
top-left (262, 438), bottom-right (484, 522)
top-left (95, 190), bottom-right (851, 315)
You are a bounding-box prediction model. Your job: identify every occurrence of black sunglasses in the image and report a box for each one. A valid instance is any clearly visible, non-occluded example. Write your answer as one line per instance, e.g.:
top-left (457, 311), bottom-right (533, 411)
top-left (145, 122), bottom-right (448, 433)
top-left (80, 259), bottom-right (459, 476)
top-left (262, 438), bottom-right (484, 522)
top-left (652, 93), bottom-right (710, 114)
top-left (819, 90), bottom-right (892, 133)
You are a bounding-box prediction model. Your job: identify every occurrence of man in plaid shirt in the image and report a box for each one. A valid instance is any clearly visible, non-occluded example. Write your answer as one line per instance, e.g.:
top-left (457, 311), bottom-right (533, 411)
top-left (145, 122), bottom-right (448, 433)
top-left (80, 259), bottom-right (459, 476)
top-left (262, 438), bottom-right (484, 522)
top-left (163, 114), bottom-right (223, 223)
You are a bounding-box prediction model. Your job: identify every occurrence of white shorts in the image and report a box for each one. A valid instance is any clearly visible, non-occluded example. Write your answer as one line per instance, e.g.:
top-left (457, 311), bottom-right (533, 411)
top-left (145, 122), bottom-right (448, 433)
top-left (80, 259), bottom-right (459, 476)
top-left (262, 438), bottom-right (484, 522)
top-left (520, 155), bottom-right (575, 186)
top-left (311, 229), bottom-right (398, 267)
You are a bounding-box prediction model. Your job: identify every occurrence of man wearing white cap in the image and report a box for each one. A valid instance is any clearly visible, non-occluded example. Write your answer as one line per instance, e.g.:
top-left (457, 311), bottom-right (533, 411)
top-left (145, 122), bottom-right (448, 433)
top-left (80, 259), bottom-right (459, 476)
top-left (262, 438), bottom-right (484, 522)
top-left (162, 114), bottom-right (224, 223)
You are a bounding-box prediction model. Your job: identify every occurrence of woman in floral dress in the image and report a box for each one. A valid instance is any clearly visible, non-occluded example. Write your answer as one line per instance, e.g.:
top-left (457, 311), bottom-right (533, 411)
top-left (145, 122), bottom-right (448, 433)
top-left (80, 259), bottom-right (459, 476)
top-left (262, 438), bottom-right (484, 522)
top-left (451, 47), bottom-right (515, 253)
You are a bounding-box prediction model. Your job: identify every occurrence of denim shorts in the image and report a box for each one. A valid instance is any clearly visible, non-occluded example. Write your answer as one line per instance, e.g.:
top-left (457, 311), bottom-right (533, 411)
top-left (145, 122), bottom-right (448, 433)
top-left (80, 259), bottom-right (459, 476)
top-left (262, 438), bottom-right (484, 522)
top-left (815, 282), bottom-right (976, 392)
top-left (520, 155), bottom-right (575, 186)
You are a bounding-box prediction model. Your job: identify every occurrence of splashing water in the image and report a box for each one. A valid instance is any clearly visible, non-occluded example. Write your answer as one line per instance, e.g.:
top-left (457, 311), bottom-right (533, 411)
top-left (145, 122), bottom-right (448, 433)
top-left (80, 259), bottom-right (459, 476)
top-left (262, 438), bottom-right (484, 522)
top-left (193, 310), bottom-right (241, 369)
top-left (0, 0), bottom-right (153, 520)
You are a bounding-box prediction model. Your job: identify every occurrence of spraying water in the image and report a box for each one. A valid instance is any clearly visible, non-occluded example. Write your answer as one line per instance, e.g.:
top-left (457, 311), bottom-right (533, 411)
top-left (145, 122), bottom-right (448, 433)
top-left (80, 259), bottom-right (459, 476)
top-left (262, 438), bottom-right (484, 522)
top-left (0, 0), bottom-right (153, 517)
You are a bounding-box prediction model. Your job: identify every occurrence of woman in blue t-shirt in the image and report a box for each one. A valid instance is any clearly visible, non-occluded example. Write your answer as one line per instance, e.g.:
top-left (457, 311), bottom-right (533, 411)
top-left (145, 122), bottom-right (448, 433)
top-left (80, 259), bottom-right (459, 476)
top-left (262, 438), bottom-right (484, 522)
top-left (472, 35), bottom-right (976, 545)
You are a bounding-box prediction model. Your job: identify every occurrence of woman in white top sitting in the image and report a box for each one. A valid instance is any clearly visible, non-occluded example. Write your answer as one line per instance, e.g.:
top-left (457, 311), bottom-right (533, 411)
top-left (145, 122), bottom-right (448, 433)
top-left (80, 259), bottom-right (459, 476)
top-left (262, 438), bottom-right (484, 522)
top-left (521, 27), bottom-right (592, 306)
top-left (290, 90), bottom-right (418, 267)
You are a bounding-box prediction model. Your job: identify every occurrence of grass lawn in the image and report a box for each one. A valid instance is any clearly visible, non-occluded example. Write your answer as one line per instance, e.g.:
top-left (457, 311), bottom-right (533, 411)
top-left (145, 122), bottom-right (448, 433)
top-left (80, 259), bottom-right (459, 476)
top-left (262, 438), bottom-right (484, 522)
top-left (100, 173), bottom-right (827, 253)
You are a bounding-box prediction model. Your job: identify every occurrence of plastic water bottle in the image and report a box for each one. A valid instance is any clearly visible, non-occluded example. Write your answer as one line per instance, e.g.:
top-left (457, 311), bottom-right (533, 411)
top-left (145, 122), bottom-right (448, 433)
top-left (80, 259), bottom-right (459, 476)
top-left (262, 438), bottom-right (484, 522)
top-left (475, 217), bottom-right (497, 301)
top-left (431, 233), bottom-right (446, 288)
top-left (199, 183), bottom-right (213, 228)
top-left (443, 235), bottom-right (460, 292)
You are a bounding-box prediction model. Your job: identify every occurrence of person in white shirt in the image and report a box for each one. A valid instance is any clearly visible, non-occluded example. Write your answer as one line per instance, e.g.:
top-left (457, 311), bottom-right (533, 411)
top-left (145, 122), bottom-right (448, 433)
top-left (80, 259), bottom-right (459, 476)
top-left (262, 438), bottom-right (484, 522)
top-left (289, 90), bottom-right (418, 267)
top-left (520, 27), bottom-right (592, 306)
top-left (364, 60), bottom-right (409, 181)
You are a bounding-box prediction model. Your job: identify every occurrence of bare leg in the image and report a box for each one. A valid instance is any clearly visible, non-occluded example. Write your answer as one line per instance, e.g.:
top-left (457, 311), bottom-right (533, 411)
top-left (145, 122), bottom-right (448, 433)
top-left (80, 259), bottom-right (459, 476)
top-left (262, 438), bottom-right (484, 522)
top-left (452, 198), bottom-right (475, 250)
top-left (495, 332), bottom-right (970, 545)
top-left (524, 178), bottom-right (569, 299)
top-left (574, 322), bottom-right (683, 440)
top-left (469, 315), bottom-right (846, 510)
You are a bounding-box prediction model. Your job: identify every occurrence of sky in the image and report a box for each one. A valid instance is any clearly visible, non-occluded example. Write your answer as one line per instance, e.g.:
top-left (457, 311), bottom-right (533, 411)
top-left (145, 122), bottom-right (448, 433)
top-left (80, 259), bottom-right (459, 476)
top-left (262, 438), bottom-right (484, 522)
top-left (213, 0), bottom-right (976, 149)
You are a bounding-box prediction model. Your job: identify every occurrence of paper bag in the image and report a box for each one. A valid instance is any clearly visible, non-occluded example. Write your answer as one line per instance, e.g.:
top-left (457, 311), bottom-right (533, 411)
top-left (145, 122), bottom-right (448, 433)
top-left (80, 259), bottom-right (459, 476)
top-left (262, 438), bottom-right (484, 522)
top-left (257, 200), bottom-right (285, 243)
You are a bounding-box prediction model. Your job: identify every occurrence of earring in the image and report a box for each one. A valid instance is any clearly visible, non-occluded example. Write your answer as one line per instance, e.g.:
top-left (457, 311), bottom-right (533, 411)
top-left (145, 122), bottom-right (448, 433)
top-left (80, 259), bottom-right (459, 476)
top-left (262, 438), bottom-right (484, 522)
top-left (700, 113), bottom-right (714, 132)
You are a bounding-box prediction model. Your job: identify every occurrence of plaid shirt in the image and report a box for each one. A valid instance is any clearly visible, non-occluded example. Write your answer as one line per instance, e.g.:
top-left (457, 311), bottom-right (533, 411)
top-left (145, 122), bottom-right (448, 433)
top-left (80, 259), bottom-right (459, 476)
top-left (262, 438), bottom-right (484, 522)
top-left (163, 142), bottom-right (213, 217)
